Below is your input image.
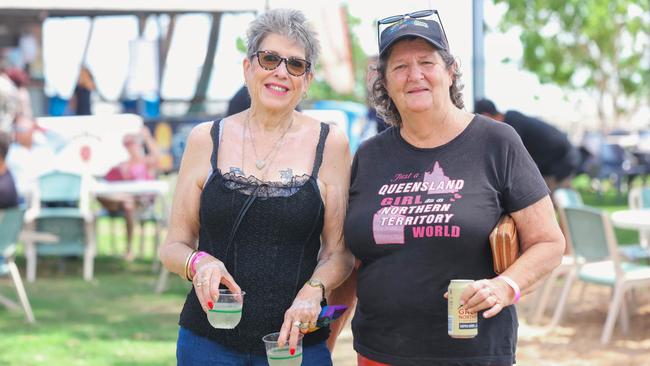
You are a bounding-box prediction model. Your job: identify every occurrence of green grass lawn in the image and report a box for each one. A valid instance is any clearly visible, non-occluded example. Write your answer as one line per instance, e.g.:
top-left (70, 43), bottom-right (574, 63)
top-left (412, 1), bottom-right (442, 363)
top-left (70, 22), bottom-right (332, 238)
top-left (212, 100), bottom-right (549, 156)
top-left (0, 175), bottom-right (644, 365)
top-left (0, 219), bottom-right (190, 366)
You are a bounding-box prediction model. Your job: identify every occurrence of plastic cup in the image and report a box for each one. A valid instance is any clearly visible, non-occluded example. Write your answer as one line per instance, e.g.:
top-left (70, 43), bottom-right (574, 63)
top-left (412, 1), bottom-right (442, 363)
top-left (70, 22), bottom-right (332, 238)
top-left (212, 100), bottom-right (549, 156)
top-left (207, 289), bottom-right (245, 329)
top-left (262, 332), bottom-right (303, 366)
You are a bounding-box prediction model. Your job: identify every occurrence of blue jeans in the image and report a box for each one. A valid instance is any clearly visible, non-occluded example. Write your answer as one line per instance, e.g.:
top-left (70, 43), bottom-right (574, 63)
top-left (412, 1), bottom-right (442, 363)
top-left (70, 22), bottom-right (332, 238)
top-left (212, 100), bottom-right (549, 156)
top-left (177, 327), bottom-right (333, 366)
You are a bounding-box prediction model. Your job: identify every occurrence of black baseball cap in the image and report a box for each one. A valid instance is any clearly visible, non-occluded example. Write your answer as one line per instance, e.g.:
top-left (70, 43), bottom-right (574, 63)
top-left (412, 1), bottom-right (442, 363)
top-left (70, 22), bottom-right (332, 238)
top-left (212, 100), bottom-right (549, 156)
top-left (379, 18), bottom-right (448, 56)
top-left (474, 99), bottom-right (499, 115)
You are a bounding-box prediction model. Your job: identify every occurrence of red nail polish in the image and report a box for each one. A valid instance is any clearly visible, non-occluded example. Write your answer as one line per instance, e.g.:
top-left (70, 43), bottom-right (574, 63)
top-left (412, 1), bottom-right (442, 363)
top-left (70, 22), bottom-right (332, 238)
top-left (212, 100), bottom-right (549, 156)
top-left (290, 348), bottom-right (295, 356)
top-left (208, 301), bottom-right (214, 310)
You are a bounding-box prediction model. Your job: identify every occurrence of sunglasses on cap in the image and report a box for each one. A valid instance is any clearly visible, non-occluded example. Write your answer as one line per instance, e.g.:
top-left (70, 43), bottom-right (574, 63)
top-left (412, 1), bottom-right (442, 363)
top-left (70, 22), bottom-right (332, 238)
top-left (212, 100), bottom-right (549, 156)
top-left (252, 50), bottom-right (311, 77)
top-left (377, 9), bottom-right (450, 52)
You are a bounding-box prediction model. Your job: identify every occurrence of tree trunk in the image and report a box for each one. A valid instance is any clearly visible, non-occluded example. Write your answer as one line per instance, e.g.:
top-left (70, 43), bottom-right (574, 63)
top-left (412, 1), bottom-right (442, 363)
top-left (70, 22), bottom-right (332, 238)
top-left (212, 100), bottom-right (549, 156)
top-left (596, 83), bottom-right (608, 133)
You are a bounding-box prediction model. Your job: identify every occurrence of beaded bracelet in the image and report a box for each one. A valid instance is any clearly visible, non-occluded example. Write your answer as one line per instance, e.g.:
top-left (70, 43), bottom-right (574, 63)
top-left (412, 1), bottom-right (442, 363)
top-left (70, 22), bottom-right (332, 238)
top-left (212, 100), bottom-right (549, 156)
top-left (190, 251), bottom-right (209, 279)
top-left (497, 275), bottom-right (521, 304)
top-left (184, 250), bottom-right (198, 281)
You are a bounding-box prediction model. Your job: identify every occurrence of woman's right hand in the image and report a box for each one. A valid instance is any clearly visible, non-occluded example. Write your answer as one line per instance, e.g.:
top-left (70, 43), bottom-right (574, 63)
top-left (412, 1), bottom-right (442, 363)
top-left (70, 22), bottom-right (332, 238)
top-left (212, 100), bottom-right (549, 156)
top-left (192, 256), bottom-right (241, 313)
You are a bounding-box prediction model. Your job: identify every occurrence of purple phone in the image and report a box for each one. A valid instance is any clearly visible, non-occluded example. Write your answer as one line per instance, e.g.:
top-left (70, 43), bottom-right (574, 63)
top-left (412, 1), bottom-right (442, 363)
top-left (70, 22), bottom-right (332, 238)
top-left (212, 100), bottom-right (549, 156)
top-left (315, 305), bottom-right (348, 328)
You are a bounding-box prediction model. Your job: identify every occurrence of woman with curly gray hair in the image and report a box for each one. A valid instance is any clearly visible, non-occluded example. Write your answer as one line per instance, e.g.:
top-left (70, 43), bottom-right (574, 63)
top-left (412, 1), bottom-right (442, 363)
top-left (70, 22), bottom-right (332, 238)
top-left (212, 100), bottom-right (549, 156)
top-left (160, 8), bottom-right (354, 365)
top-left (337, 9), bottom-right (565, 366)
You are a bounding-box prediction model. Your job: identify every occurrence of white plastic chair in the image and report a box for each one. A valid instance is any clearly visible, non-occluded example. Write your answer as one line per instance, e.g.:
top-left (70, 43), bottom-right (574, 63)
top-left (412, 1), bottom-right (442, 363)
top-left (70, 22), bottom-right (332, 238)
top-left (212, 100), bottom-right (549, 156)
top-left (550, 206), bottom-right (650, 344)
top-left (24, 170), bottom-right (96, 282)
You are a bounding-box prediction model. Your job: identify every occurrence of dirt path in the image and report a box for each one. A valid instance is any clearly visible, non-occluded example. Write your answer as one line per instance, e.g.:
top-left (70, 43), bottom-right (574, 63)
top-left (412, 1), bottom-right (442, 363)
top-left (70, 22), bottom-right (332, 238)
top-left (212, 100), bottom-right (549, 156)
top-left (331, 285), bottom-right (650, 365)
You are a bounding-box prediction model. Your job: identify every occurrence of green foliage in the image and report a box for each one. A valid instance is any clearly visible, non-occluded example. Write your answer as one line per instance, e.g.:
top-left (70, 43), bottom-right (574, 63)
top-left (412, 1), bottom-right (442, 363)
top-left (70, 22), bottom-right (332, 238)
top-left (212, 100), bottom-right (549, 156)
top-left (236, 36), bottom-right (247, 55)
top-left (493, 0), bottom-right (650, 129)
top-left (231, 7), bottom-right (368, 104)
top-left (309, 78), bottom-right (361, 102)
top-left (307, 6), bottom-right (368, 104)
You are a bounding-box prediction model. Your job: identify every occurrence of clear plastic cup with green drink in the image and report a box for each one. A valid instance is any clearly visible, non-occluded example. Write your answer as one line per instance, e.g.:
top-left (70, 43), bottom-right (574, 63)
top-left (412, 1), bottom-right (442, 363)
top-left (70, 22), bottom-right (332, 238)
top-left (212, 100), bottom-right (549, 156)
top-left (262, 332), bottom-right (303, 366)
top-left (207, 289), bottom-right (245, 329)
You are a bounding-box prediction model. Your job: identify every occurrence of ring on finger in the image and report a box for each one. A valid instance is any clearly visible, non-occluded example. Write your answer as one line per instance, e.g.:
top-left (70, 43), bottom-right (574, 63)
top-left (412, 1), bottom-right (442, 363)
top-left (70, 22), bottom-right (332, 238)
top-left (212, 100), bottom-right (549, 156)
top-left (293, 320), bottom-right (309, 330)
top-left (195, 282), bottom-right (203, 288)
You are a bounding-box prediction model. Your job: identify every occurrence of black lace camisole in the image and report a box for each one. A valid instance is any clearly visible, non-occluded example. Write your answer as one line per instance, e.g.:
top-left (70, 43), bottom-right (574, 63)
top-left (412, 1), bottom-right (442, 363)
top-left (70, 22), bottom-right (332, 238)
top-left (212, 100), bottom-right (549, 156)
top-left (178, 119), bottom-right (331, 354)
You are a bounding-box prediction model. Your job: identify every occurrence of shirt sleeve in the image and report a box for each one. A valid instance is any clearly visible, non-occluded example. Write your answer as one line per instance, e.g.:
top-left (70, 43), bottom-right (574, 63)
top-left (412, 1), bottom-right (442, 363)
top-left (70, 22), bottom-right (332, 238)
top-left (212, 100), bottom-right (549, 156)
top-left (500, 127), bottom-right (550, 213)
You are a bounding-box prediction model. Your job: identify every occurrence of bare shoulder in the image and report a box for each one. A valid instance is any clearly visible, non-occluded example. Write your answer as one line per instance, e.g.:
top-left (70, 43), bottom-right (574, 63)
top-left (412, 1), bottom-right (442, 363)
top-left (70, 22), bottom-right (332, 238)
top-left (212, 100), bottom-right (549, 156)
top-left (298, 113), bottom-right (349, 151)
top-left (319, 121), bottom-right (351, 181)
top-left (291, 113), bottom-right (350, 169)
top-left (181, 121), bottom-right (215, 176)
top-left (300, 113), bottom-right (348, 146)
top-left (323, 122), bottom-right (350, 153)
top-left (187, 120), bottom-right (215, 145)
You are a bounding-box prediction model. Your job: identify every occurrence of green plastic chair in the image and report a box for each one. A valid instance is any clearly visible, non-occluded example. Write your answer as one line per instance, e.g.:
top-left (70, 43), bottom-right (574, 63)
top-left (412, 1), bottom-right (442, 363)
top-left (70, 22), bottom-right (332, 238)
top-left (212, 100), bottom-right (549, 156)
top-left (0, 208), bottom-right (35, 323)
top-left (553, 187), bottom-right (584, 255)
top-left (24, 171), bottom-right (96, 282)
top-left (553, 187), bottom-right (584, 208)
top-left (550, 205), bottom-right (650, 344)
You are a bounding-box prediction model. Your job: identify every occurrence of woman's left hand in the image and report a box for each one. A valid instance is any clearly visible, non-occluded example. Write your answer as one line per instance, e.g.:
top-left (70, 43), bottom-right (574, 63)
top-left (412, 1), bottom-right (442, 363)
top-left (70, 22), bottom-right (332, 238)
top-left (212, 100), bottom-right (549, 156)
top-left (277, 286), bottom-right (322, 354)
top-left (458, 278), bottom-right (516, 318)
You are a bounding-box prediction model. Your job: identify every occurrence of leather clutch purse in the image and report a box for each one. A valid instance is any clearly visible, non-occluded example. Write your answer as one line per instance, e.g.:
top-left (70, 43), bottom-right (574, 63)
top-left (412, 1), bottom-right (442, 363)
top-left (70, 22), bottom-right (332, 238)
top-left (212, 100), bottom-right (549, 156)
top-left (489, 214), bottom-right (519, 274)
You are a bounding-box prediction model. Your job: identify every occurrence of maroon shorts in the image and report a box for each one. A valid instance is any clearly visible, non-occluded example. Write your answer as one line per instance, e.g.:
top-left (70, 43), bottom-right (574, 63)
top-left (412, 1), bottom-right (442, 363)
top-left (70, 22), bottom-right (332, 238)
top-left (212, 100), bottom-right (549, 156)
top-left (357, 353), bottom-right (390, 366)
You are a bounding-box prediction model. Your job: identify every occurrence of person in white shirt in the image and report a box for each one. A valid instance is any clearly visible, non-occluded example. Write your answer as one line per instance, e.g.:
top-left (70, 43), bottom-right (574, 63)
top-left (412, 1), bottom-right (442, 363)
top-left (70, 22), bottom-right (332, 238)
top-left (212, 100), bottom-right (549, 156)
top-left (0, 61), bottom-right (19, 134)
top-left (6, 116), bottom-right (54, 203)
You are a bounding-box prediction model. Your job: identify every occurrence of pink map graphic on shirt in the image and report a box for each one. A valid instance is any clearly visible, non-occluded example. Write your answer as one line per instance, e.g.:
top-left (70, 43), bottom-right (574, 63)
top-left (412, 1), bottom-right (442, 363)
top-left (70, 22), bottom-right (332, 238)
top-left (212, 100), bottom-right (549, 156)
top-left (373, 208), bottom-right (406, 244)
top-left (372, 161), bottom-right (464, 245)
top-left (424, 161), bottom-right (462, 195)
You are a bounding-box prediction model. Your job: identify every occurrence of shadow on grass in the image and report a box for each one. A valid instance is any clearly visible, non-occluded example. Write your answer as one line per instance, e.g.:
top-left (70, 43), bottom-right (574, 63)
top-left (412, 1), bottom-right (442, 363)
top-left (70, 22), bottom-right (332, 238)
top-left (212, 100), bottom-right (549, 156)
top-left (0, 256), bottom-right (189, 365)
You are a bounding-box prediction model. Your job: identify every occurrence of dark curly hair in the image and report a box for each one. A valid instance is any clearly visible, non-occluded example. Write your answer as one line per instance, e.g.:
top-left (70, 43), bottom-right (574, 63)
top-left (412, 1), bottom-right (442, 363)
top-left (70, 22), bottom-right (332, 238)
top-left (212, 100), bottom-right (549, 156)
top-left (370, 38), bottom-right (464, 127)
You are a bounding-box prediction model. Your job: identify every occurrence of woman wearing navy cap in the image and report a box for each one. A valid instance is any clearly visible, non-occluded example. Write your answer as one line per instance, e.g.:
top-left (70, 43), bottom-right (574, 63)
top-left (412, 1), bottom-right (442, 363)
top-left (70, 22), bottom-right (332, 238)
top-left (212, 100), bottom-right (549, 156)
top-left (337, 9), bottom-right (565, 366)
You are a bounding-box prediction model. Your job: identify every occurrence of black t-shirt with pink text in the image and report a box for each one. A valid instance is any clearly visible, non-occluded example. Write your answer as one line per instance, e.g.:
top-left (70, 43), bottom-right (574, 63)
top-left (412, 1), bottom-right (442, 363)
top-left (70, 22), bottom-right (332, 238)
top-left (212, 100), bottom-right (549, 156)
top-left (344, 115), bottom-right (548, 366)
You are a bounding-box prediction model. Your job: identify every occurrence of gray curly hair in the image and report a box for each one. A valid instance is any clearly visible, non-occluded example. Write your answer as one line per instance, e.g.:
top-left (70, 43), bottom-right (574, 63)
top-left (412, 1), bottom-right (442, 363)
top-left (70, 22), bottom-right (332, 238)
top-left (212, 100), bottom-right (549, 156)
top-left (246, 8), bottom-right (320, 70)
top-left (370, 38), bottom-right (464, 127)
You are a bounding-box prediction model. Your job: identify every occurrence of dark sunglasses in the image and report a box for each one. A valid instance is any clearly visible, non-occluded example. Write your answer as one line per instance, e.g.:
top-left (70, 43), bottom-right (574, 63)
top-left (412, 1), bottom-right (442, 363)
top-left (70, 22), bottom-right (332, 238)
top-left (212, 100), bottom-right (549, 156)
top-left (377, 9), bottom-right (449, 50)
top-left (252, 50), bottom-right (311, 77)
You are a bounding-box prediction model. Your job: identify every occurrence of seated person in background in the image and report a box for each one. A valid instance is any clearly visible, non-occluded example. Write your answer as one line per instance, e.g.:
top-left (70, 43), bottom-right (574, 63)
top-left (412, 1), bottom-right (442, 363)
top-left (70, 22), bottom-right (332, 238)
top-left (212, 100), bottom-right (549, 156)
top-left (0, 60), bottom-right (18, 134)
top-left (6, 67), bottom-right (33, 120)
top-left (98, 126), bottom-right (160, 260)
top-left (0, 130), bottom-right (18, 208)
top-left (6, 116), bottom-right (54, 203)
